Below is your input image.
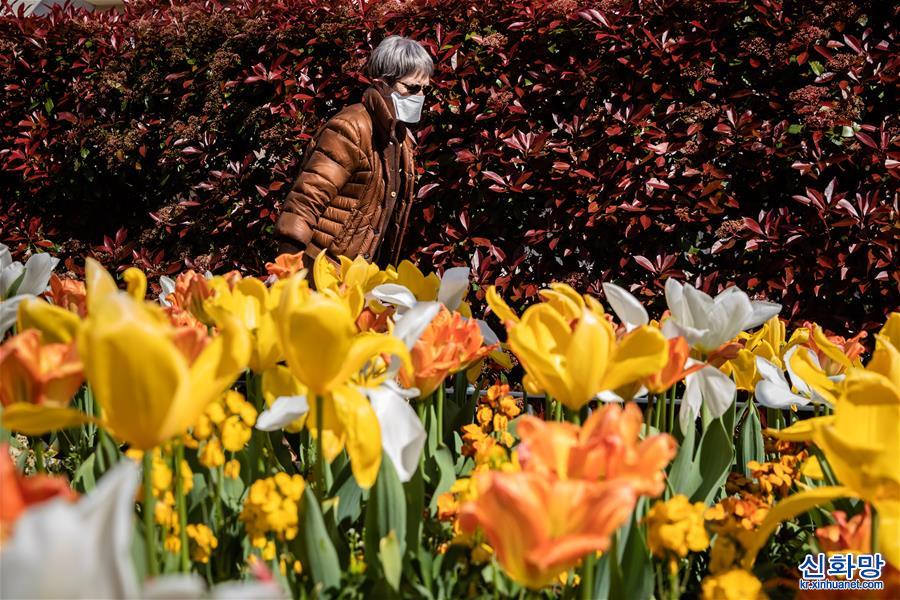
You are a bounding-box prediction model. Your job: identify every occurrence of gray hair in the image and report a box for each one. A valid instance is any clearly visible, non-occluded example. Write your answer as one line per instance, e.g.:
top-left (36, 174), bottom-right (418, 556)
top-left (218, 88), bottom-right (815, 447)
top-left (368, 36), bottom-right (434, 81)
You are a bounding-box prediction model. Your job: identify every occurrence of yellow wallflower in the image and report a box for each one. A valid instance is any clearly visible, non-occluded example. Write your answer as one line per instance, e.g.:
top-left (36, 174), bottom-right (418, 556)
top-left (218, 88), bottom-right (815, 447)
top-left (240, 473), bottom-right (306, 547)
top-left (199, 438), bottom-right (225, 469)
top-left (224, 459), bottom-right (241, 479)
top-left (701, 569), bottom-right (767, 600)
top-left (186, 524), bottom-right (218, 564)
top-left (645, 495), bottom-right (710, 560)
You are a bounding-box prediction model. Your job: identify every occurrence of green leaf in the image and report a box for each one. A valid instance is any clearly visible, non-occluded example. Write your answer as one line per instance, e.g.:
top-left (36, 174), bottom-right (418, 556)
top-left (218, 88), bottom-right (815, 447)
top-left (691, 417), bottom-right (735, 505)
top-left (72, 452), bottom-right (97, 493)
top-left (810, 60), bottom-right (825, 75)
top-left (427, 446), bottom-right (457, 514)
top-left (299, 487), bottom-right (341, 591)
top-left (787, 124), bottom-right (804, 134)
top-left (332, 462), bottom-right (363, 526)
top-left (618, 511), bottom-right (654, 600)
top-left (404, 465), bottom-right (425, 564)
top-left (365, 455), bottom-right (407, 570)
top-left (738, 402), bottom-right (764, 475)
top-left (668, 419), bottom-right (701, 498)
top-left (378, 531), bottom-right (403, 592)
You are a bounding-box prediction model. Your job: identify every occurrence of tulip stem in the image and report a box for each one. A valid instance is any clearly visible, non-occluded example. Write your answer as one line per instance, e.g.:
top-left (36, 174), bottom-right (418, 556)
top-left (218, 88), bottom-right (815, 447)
top-left (645, 395), bottom-right (656, 431)
top-left (175, 442), bottom-right (190, 572)
top-left (668, 558), bottom-right (680, 600)
top-left (580, 551), bottom-right (596, 600)
top-left (32, 437), bottom-right (45, 473)
top-left (436, 384), bottom-right (445, 445)
top-left (656, 391), bottom-right (665, 431)
top-left (667, 385), bottom-right (677, 434)
top-left (142, 451), bottom-right (159, 577)
top-left (314, 395), bottom-right (330, 498)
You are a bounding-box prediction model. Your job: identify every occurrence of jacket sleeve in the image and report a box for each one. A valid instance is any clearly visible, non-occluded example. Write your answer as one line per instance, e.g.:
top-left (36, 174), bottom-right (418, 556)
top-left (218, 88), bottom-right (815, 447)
top-left (275, 117), bottom-right (363, 248)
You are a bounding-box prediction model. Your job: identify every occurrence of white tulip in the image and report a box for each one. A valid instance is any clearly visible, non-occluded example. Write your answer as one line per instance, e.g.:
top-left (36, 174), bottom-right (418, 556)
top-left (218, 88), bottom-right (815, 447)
top-left (680, 363), bottom-right (737, 431)
top-left (662, 279), bottom-right (781, 354)
top-left (0, 243), bottom-right (60, 337)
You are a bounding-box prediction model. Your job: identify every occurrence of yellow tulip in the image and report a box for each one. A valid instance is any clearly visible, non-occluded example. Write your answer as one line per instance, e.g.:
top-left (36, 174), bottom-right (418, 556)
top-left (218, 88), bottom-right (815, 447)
top-left (313, 251), bottom-right (395, 294)
top-left (123, 267), bottom-right (147, 300)
top-left (16, 298), bottom-right (81, 344)
top-left (507, 303), bottom-right (668, 410)
top-left (4, 259), bottom-right (251, 451)
top-left (391, 260), bottom-right (440, 301)
top-left (744, 312), bottom-right (900, 568)
top-left (275, 274), bottom-right (411, 487)
top-left (205, 276), bottom-right (282, 373)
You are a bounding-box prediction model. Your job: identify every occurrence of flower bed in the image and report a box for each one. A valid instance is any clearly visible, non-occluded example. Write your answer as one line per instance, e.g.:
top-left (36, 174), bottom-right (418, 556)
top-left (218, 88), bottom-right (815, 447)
top-left (1, 245), bottom-right (897, 598)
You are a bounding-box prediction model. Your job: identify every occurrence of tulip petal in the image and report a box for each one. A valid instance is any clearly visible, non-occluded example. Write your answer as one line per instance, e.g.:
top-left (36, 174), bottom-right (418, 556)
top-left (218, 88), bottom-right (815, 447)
top-left (0, 296), bottom-right (28, 337)
top-left (0, 263), bottom-right (25, 298)
top-left (745, 300), bottom-right (782, 331)
top-left (85, 258), bottom-right (120, 314)
top-left (18, 253), bottom-right (58, 297)
top-left (370, 283), bottom-right (418, 310)
top-left (699, 286), bottom-right (752, 351)
top-left (602, 282), bottom-right (649, 331)
top-left (366, 382), bottom-right (426, 483)
top-left (602, 326), bottom-right (668, 391)
top-left (475, 318), bottom-right (500, 346)
top-left (660, 317), bottom-right (708, 345)
top-left (0, 243), bottom-right (11, 270)
top-left (16, 298), bottom-right (81, 344)
top-left (754, 356), bottom-right (787, 385)
top-left (741, 485), bottom-right (856, 569)
top-left (755, 380), bottom-right (808, 409)
top-left (256, 395), bottom-right (309, 432)
top-left (2, 403), bottom-right (94, 435)
top-left (158, 275), bottom-right (176, 306)
top-left (331, 385), bottom-right (382, 489)
top-left (681, 365), bottom-right (735, 430)
top-left (392, 301), bottom-right (441, 350)
top-left (486, 285), bottom-right (519, 325)
top-left (437, 267), bottom-right (470, 311)
top-left (789, 346), bottom-right (838, 405)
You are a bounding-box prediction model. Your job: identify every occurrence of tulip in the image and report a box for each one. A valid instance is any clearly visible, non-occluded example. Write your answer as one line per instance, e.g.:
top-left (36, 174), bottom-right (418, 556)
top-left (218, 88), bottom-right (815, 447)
top-left (1, 244), bottom-right (59, 337)
top-left (3, 260), bottom-right (251, 451)
top-left (398, 306), bottom-right (495, 397)
top-left (259, 301), bottom-right (437, 483)
top-left (0, 443), bottom-right (77, 541)
top-left (45, 273), bottom-right (87, 317)
top-left (459, 471), bottom-right (636, 589)
top-left (265, 251), bottom-right (306, 280)
top-left (506, 301), bottom-right (668, 410)
top-left (0, 459), bottom-right (285, 599)
top-left (0, 460), bottom-right (140, 599)
top-left (516, 403), bottom-right (676, 496)
top-left (645, 336), bottom-right (705, 395)
top-left (274, 274), bottom-right (412, 487)
top-left (204, 276), bottom-right (282, 373)
top-left (743, 312), bottom-right (900, 568)
top-left (313, 251), bottom-right (394, 294)
top-left (0, 329), bottom-right (83, 408)
top-left (662, 279), bottom-right (781, 355)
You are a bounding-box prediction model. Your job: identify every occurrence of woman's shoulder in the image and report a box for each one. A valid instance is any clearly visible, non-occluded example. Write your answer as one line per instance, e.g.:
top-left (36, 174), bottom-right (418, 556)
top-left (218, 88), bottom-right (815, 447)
top-left (326, 103), bottom-right (373, 138)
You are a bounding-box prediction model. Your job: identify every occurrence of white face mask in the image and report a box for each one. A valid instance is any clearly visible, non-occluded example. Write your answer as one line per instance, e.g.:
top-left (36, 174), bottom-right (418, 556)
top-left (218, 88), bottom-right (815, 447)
top-left (390, 92), bottom-right (425, 124)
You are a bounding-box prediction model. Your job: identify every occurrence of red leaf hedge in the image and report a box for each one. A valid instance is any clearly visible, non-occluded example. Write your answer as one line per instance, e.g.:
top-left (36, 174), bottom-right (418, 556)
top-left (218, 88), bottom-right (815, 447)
top-left (1, 0), bottom-right (897, 333)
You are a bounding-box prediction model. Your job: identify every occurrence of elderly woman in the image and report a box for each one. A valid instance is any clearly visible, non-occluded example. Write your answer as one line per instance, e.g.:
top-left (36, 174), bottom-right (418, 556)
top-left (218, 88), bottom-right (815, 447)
top-left (275, 36), bottom-right (433, 271)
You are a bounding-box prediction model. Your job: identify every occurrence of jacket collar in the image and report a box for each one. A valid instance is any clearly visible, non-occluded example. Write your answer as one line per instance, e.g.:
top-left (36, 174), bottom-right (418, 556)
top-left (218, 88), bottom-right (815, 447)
top-left (363, 81), bottom-right (411, 146)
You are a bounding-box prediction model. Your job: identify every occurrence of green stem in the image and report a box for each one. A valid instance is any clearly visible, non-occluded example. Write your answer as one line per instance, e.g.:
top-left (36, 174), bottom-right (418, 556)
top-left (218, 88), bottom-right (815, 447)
top-left (667, 384), bottom-right (677, 434)
top-left (580, 551), bottom-right (596, 600)
top-left (314, 395), bottom-right (331, 498)
top-left (215, 467), bottom-right (224, 528)
top-left (656, 390), bottom-right (665, 431)
top-left (33, 438), bottom-right (44, 473)
top-left (436, 383), bottom-right (445, 445)
top-left (554, 399), bottom-right (563, 422)
top-left (645, 394), bottom-right (656, 431)
top-left (175, 442), bottom-right (190, 572)
top-left (142, 452), bottom-right (159, 577)
top-left (544, 395), bottom-right (552, 420)
top-left (668, 558), bottom-right (680, 600)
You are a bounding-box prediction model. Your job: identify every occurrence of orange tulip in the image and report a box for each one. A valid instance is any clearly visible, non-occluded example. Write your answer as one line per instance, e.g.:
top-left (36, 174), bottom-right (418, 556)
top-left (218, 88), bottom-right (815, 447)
top-left (459, 471), bottom-right (635, 589)
top-left (399, 306), bottom-right (496, 397)
top-left (45, 274), bottom-right (87, 317)
top-left (0, 330), bottom-right (83, 408)
top-left (265, 252), bottom-right (306, 280)
top-left (516, 403), bottom-right (676, 496)
top-left (163, 270), bottom-right (215, 323)
top-left (815, 505), bottom-right (872, 554)
top-left (0, 443), bottom-right (78, 541)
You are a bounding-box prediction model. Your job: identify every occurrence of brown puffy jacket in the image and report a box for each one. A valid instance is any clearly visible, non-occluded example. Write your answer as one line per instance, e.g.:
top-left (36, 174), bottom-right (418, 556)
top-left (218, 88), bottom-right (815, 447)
top-left (275, 81), bottom-right (416, 269)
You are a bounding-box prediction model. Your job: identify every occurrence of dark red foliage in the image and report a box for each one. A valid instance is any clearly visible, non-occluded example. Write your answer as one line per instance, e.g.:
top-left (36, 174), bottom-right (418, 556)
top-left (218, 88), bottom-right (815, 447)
top-left (1, 0), bottom-right (897, 333)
